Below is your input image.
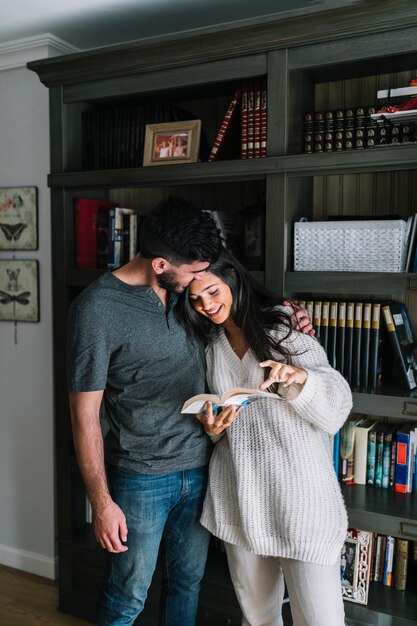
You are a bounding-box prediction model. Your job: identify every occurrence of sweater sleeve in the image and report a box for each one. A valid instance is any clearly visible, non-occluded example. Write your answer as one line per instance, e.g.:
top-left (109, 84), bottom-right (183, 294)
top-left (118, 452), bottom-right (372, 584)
top-left (277, 331), bottom-right (353, 435)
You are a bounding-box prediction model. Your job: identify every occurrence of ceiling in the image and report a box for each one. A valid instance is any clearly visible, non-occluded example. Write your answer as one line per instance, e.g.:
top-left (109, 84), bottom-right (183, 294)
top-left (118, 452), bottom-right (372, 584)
top-left (1, 0), bottom-right (358, 51)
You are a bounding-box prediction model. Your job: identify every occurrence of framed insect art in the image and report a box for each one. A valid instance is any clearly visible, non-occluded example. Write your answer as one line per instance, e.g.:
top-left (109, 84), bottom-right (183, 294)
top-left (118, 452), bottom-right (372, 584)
top-left (0, 260), bottom-right (39, 322)
top-left (0, 187), bottom-right (38, 250)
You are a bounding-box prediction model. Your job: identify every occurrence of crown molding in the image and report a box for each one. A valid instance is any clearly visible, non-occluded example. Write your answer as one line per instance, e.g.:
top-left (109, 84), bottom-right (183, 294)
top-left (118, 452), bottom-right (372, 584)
top-left (0, 34), bottom-right (79, 72)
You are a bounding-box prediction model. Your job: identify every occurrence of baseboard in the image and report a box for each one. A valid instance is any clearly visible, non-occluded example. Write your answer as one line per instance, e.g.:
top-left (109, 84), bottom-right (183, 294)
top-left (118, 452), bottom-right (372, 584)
top-left (0, 543), bottom-right (57, 579)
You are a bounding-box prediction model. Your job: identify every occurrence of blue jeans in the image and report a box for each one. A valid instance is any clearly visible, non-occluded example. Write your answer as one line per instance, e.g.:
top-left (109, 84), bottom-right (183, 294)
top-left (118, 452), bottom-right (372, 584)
top-left (96, 465), bottom-right (210, 626)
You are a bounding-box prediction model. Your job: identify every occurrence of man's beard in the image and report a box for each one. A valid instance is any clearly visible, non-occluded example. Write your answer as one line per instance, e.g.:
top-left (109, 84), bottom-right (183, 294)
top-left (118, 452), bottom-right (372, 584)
top-left (156, 269), bottom-right (184, 293)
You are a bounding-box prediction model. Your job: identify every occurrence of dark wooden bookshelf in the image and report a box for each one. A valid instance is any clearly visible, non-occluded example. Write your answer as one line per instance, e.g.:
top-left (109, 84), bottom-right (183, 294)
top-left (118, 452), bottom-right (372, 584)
top-left (29, 3), bottom-right (417, 625)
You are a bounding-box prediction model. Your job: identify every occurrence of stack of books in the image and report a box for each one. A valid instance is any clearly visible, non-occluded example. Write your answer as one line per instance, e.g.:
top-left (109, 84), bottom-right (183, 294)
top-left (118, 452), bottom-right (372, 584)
top-left (74, 197), bottom-right (142, 270)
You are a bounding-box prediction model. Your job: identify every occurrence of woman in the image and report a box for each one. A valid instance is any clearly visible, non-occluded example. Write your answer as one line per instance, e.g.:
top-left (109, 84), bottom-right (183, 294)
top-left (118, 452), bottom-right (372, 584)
top-left (181, 249), bottom-right (352, 626)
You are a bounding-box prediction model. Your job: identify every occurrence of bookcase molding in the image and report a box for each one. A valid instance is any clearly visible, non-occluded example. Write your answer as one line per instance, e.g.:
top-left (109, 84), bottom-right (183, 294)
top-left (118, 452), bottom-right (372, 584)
top-left (29, 4), bottom-right (417, 625)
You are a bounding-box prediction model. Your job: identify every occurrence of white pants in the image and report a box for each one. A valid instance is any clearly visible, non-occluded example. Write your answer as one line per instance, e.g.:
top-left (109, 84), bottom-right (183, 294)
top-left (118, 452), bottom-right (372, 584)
top-left (225, 542), bottom-right (345, 626)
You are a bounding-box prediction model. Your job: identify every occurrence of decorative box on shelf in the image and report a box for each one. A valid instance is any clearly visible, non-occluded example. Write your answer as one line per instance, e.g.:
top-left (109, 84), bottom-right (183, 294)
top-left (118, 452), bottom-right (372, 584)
top-left (293, 219), bottom-right (408, 272)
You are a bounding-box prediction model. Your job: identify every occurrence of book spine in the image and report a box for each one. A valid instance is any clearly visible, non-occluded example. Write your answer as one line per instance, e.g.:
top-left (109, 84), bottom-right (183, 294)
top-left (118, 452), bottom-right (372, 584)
top-left (208, 88), bottom-right (242, 162)
top-left (253, 80), bottom-right (261, 158)
top-left (384, 536), bottom-right (395, 587)
top-left (373, 535), bottom-right (382, 582)
top-left (336, 301), bottom-right (346, 374)
top-left (367, 428), bottom-right (377, 485)
top-left (241, 80), bottom-right (248, 159)
top-left (394, 539), bottom-right (409, 591)
top-left (313, 301), bottom-right (322, 340)
top-left (375, 429), bottom-right (385, 487)
top-left (129, 213), bottom-right (138, 260)
top-left (333, 430), bottom-right (340, 477)
top-left (306, 300), bottom-right (314, 326)
top-left (369, 303), bottom-right (381, 389)
top-left (74, 201), bottom-right (98, 269)
top-left (328, 302), bottom-right (338, 369)
top-left (382, 430), bottom-right (393, 489)
top-left (260, 77), bottom-right (267, 157)
top-left (395, 431), bottom-right (411, 493)
top-left (379, 535), bottom-right (387, 582)
top-left (360, 302), bottom-right (371, 387)
top-left (247, 81), bottom-right (254, 158)
top-left (320, 301), bottom-right (329, 353)
top-left (344, 302), bottom-right (354, 386)
top-left (352, 302), bottom-right (363, 388)
top-left (390, 430), bottom-right (397, 488)
top-left (303, 112), bottom-right (313, 154)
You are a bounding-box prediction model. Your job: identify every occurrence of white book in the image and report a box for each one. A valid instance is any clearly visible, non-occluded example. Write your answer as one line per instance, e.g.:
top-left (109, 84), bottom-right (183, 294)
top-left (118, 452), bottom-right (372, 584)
top-left (354, 418), bottom-right (379, 485)
top-left (181, 387), bottom-right (281, 414)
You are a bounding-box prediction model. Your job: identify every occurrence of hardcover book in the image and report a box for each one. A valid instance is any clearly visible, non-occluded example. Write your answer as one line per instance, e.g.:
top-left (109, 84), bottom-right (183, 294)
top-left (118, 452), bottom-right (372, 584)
top-left (208, 88), bottom-right (242, 162)
top-left (74, 197), bottom-right (119, 269)
top-left (382, 303), bottom-right (417, 390)
top-left (354, 418), bottom-right (379, 485)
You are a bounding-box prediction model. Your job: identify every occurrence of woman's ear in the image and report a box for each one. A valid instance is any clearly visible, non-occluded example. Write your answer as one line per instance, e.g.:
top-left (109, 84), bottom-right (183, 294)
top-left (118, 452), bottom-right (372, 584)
top-left (152, 257), bottom-right (168, 275)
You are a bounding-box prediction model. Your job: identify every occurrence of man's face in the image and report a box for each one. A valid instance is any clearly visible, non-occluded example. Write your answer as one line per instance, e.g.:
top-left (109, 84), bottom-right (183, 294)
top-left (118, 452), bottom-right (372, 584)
top-left (156, 260), bottom-right (209, 293)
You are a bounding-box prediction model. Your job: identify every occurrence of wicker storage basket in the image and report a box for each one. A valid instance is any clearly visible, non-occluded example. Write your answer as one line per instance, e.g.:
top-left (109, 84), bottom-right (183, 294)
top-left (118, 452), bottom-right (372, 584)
top-left (293, 219), bottom-right (408, 272)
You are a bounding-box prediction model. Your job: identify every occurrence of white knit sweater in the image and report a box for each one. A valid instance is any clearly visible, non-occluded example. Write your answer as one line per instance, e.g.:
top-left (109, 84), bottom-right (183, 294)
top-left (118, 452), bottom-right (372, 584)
top-left (201, 317), bottom-right (353, 565)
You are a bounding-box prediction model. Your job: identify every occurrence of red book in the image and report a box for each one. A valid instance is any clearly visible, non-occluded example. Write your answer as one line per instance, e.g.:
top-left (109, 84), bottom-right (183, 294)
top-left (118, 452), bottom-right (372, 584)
top-left (253, 79), bottom-right (261, 158)
top-left (74, 197), bottom-right (119, 269)
top-left (208, 88), bottom-right (241, 162)
top-left (260, 77), bottom-right (267, 157)
top-left (241, 80), bottom-right (248, 159)
top-left (247, 80), bottom-right (254, 159)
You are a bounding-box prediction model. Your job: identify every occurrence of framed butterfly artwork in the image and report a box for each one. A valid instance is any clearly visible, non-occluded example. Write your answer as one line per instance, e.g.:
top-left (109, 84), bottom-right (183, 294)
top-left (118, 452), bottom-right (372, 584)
top-left (0, 187), bottom-right (38, 250)
top-left (0, 260), bottom-right (39, 322)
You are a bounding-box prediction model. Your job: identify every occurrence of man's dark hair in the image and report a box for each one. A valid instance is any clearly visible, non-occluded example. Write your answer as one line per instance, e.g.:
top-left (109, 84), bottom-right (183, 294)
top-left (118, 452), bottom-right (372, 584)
top-left (139, 196), bottom-right (223, 265)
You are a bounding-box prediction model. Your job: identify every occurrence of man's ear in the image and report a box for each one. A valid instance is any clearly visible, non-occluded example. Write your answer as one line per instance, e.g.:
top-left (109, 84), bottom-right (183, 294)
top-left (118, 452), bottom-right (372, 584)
top-left (151, 257), bottom-right (169, 275)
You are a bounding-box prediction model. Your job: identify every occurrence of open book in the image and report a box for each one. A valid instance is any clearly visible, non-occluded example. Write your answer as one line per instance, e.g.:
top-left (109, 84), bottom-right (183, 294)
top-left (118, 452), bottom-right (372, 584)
top-left (181, 387), bottom-right (281, 414)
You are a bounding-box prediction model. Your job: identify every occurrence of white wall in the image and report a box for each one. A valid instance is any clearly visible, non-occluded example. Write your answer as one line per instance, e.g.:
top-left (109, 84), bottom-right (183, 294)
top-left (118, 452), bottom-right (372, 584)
top-left (0, 35), bottom-right (77, 579)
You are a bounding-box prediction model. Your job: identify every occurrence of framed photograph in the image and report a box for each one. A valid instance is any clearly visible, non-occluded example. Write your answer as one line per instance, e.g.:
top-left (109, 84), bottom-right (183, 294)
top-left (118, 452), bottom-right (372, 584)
top-left (0, 260), bottom-right (39, 322)
top-left (143, 120), bottom-right (202, 166)
top-left (241, 203), bottom-right (265, 270)
top-left (0, 187), bottom-right (38, 250)
top-left (341, 529), bottom-right (373, 605)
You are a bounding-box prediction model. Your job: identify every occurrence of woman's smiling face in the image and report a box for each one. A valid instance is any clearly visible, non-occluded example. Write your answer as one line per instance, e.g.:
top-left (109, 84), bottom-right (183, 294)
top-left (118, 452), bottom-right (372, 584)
top-left (188, 272), bottom-right (233, 325)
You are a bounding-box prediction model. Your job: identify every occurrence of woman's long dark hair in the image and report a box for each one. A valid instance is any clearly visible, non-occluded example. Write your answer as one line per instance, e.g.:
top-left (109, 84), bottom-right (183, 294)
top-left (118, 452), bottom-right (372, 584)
top-left (180, 248), bottom-right (295, 373)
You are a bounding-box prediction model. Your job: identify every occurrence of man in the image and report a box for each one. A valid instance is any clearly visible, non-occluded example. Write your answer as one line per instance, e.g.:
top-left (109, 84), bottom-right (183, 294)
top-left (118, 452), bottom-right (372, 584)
top-left (67, 196), bottom-right (313, 626)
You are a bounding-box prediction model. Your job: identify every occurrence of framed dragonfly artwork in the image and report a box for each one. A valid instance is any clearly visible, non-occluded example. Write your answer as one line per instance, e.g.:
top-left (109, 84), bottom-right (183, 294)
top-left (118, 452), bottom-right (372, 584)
top-left (0, 187), bottom-right (38, 250)
top-left (0, 260), bottom-right (39, 322)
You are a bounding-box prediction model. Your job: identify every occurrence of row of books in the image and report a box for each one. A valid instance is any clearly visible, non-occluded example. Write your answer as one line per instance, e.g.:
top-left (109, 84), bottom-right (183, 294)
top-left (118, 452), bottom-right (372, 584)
top-left (74, 197), bottom-right (244, 270)
top-left (303, 105), bottom-right (417, 153)
top-left (81, 77), bottom-right (268, 170)
top-left (74, 198), bottom-right (143, 270)
top-left (295, 299), bottom-right (417, 391)
top-left (208, 77), bottom-right (267, 161)
top-left (81, 102), bottom-right (190, 171)
top-left (336, 415), bottom-right (417, 494)
top-left (367, 533), bottom-right (416, 591)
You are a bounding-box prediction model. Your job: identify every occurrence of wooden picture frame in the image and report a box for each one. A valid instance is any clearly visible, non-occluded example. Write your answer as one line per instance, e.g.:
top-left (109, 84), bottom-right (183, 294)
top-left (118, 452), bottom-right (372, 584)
top-left (0, 259), bottom-right (39, 322)
top-left (0, 187), bottom-right (38, 250)
top-left (241, 203), bottom-right (265, 270)
top-left (341, 529), bottom-right (373, 605)
top-left (143, 120), bottom-right (202, 166)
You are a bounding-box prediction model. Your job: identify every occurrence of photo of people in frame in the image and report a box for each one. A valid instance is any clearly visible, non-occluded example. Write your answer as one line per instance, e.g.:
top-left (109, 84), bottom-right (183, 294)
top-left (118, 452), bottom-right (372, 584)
top-left (340, 539), bottom-right (358, 589)
top-left (154, 132), bottom-right (190, 160)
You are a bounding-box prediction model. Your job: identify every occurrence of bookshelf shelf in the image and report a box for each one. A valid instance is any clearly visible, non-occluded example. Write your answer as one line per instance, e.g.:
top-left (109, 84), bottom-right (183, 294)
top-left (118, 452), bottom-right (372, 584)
top-left (352, 388), bottom-right (417, 419)
top-left (285, 272), bottom-right (417, 295)
top-left (48, 142), bottom-right (417, 189)
top-left (29, 4), bottom-right (417, 625)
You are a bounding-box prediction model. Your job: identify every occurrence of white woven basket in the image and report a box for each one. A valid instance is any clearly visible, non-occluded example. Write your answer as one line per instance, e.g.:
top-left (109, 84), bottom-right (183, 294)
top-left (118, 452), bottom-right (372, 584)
top-left (293, 219), bottom-right (408, 272)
